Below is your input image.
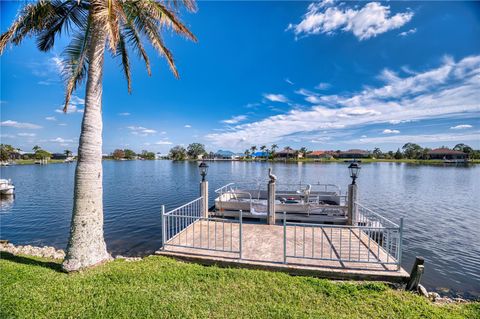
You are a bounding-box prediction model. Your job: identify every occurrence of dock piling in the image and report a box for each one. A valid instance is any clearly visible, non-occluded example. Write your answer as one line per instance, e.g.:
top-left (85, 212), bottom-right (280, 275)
top-left (267, 168), bottom-right (276, 225)
top-left (347, 184), bottom-right (357, 226)
top-left (406, 256), bottom-right (425, 291)
top-left (200, 181), bottom-right (209, 218)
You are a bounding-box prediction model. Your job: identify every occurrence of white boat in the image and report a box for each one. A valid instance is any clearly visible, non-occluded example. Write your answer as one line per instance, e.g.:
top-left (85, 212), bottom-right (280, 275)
top-left (0, 179), bottom-right (15, 195)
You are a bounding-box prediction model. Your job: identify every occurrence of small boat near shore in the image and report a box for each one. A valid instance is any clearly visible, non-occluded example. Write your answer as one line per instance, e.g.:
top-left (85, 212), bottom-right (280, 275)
top-left (0, 179), bottom-right (15, 195)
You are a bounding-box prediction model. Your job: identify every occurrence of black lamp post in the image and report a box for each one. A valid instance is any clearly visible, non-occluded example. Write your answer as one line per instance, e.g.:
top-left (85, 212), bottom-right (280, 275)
top-left (199, 162), bottom-right (208, 182)
top-left (348, 162), bottom-right (361, 185)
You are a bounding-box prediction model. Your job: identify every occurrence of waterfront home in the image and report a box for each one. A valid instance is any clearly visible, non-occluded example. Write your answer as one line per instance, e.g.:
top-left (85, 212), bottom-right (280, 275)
top-left (306, 150), bottom-right (334, 159)
top-left (338, 149), bottom-right (370, 159)
top-left (214, 150), bottom-right (240, 160)
top-left (428, 148), bottom-right (467, 162)
top-left (275, 149), bottom-right (302, 159)
top-left (251, 151), bottom-right (268, 159)
top-left (51, 153), bottom-right (68, 160)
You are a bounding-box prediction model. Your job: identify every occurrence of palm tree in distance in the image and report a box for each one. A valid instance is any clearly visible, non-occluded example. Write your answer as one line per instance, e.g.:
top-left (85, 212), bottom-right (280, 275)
top-left (250, 145), bottom-right (257, 157)
top-left (0, 0), bottom-right (197, 272)
top-left (284, 146), bottom-right (292, 161)
top-left (32, 145), bottom-right (41, 153)
top-left (270, 144), bottom-right (278, 159)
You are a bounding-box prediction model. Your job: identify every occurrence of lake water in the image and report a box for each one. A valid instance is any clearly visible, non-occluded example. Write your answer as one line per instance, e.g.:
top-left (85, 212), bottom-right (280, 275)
top-left (1, 161), bottom-right (479, 299)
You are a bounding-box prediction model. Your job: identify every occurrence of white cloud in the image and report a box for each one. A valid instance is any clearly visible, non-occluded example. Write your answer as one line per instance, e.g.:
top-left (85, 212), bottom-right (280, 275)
top-left (17, 133), bottom-right (36, 137)
top-left (50, 137), bottom-right (74, 143)
top-left (155, 140), bottom-right (173, 145)
top-left (399, 28), bottom-right (417, 37)
top-left (285, 78), bottom-right (294, 85)
top-left (58, 123), bottom-right (67, 126)
top-left (206, 55), bottom-right (480, 149)
top-left (118, 112), bottom-right (130, 116)
top-left (315, 82), bottom-right (331, 90)
top-left (55, 95), bottom-right (85, 114)
top-left (354, 131), bottom-right (480, 145)
top-left (1, 120), bottom-right (42, 129)
top-left (450, 124), bottom-right (473, 130)
top-left (263, 93), bottom-right (289, 103)
top-left (127, 126), bottom-right (157, 136)
top-left (45, 116), bottom-right (56, 121)
top-left (184, 124), bottom-right (192, 128)
top-left (288, 1), bottom-right (414, 40)
top-left (222, 115), bottom-right (247, 124)
top-left (382, 129), bottom-right (400, 134)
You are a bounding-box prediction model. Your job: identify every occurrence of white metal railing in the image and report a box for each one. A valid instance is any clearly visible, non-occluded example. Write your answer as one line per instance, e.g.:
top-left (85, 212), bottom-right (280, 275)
top-left (161, 197), bottom-right (243, 258)
top-left (354, 202), bottom-right (399, 228)
top-left (284, 208), bottom-right (403, 269)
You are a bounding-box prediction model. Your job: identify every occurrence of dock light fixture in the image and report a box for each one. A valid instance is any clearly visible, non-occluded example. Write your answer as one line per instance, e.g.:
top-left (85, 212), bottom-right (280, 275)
top-left (199, 162), bottom-right (208, 182)
top-left (348, 162), bottom-right (361, 185)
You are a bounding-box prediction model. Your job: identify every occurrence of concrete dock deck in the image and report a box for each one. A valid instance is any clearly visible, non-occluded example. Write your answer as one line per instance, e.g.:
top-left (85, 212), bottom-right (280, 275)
top-left (156, 220), bottom-right (409, 283)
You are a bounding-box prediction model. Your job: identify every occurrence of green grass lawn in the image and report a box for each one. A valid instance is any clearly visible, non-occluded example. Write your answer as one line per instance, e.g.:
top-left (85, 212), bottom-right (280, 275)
top-left (1, 252), bottom-right (478, 318)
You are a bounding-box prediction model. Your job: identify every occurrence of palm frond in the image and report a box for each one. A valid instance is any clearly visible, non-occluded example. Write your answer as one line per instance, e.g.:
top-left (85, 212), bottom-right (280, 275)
top-left (116, 31), bottom-right (132, 93)
top-left (0, 1), bottom-right (56, 54)
top-left (165, 0), bottom-right (197, 13)
top-left (123, 23), bottom-right (151, 76)
top-left (140, 16), bottom-right (179, 78)
top-left (62, 19), bottom-right (91, 112)
top-left (145, 0), bottom-right (197, 42)
top-left (37, 0), bottom-right (89, 52)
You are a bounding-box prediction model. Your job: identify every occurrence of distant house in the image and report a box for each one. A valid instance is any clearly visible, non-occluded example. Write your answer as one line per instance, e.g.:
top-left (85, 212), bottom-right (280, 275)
top-left (51, 153), bottom-right (68, 160)
top-left (428, 148), bottom-right (467, 162)
top-left (251, 151), bottom-right (268, 159)
top-left (275, 149), bottom-right (302, 159)
top-left (306, 150), bottom-right (334, 159)
top-left (338, 149), bottom-right (370, 159)
top-left (214, 150), bottom-right (239, 160)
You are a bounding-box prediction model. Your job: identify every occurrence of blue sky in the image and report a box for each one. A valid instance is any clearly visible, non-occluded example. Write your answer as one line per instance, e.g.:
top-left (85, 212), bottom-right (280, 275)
top-left (1, 0), bottom-right (479, 154)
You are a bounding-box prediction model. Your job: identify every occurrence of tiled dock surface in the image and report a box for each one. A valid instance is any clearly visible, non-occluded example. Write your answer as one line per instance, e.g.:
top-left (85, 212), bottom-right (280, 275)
top-left (157, 220), bottom-right (409, 282)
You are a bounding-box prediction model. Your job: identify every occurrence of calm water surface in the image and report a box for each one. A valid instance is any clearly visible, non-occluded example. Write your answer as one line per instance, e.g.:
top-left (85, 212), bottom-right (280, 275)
top-left (1, 161), bottom-right (479, 298)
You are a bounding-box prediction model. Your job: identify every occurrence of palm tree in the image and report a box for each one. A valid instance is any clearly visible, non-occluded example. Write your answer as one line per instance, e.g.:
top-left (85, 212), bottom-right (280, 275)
top-left (64, 149), bottom-right (72, 157)
top-left (284, 146), bottom-right (292, 160)
top-left (250, 145), bottom-right (257, 158)
top-left (1, 0), bottom-right (197, 272)
top-left (244, 150), bottom-right (251, 159)
top-left (32, 145), bottom-right (41, 153)
top-left (299, 147), bottom-right (308, 158)
top-left (270, 144), bottom-right (278, 159)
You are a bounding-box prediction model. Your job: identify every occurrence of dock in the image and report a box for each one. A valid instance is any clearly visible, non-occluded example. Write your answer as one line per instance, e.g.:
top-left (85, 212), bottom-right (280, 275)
top-left (156, 177), bottom-right (409, 284)
top-left (157, 209), bottom-right (408, 283)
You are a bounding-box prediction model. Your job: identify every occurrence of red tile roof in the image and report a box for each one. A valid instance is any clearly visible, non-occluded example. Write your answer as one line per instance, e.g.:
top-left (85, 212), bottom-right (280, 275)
top-left (428, 148), bottom-right (466, 155)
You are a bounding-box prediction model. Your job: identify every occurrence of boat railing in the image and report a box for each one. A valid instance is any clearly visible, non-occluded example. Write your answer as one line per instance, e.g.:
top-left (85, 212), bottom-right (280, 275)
top-left (161, 197), bottom-right (242, 258)
top-left (283, 210), bottom-right (403, 269)
top-left (276, 182), bottom-right (341, 195)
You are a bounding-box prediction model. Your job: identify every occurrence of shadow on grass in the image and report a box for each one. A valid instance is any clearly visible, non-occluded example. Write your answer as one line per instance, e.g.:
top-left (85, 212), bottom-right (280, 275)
top-left (0, 251), bottom-right (65, 273)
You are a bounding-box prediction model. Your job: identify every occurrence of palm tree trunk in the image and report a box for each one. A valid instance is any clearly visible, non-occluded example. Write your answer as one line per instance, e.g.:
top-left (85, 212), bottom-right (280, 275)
top-left (63, 18), bottom-right (110, 272)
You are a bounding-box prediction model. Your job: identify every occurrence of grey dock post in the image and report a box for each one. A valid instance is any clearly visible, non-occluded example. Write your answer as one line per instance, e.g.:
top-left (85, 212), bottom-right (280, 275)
top-left (347, 183), bottom-right (357, 226)
top-left (406, 257), bottom-right (425, 291)
top-left (267, 168), bottom-right (276, 225)
top-left (161, 205), bottom-right (166, 250)
top-left (200, 180), bottom-right (209, 218)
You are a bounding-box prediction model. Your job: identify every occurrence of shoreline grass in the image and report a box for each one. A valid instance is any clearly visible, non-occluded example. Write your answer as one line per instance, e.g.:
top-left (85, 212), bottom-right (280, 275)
top-left (1, 252), bottom-right (478, 318)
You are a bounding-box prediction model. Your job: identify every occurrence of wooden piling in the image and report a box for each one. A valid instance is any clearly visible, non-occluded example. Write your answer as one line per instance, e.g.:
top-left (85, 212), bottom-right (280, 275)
top-left (406, 257), bottom-right (425, 291)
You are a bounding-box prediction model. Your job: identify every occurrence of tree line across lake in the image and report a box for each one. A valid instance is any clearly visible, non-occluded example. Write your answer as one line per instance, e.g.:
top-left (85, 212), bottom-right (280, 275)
top-left (167, 142), bottom-right (480, 161)
top-left (2, 142), bottom-right (478, 163)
